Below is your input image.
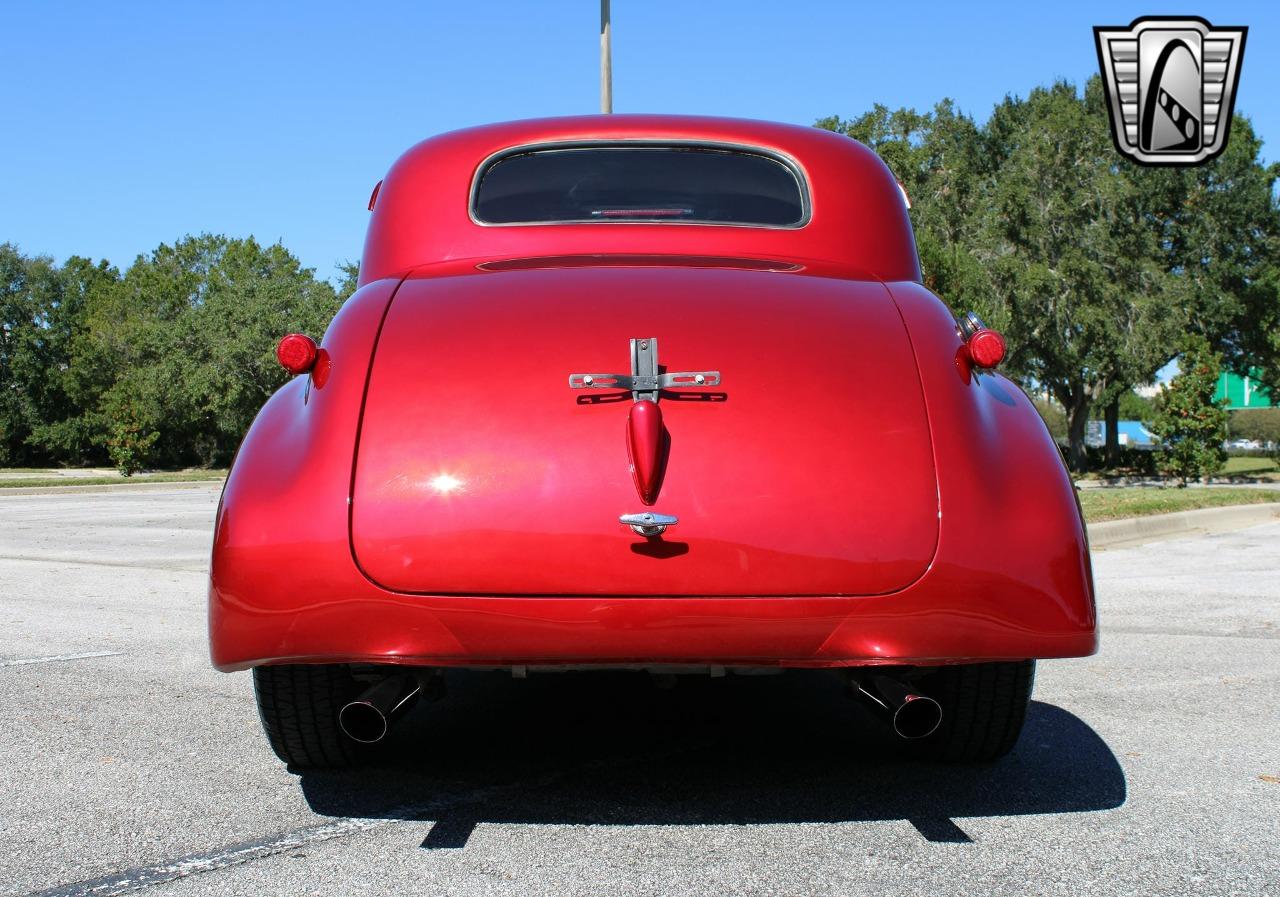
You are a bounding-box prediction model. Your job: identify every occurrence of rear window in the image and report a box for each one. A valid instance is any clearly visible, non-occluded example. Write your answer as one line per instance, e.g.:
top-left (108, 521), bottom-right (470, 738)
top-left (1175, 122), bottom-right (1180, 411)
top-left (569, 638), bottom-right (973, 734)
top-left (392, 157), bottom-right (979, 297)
top-left (472, 144), bottom-right (807, 227)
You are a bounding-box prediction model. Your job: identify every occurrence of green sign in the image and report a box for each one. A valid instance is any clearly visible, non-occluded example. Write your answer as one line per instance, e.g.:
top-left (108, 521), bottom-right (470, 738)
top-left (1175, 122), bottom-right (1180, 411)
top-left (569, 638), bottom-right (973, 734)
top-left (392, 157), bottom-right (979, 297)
top-left (1215, 371), bottom-right (1272, 409)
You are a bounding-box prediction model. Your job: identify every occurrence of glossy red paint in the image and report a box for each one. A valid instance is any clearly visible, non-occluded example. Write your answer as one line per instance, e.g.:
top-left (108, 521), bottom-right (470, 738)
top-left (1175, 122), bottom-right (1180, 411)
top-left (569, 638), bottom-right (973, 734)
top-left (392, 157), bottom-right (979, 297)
top-left (276, 333), bottom-right (317, 375)
top-left (208, 115), bottom-right (1095, 673)
top-left (967, 329), bottom-right (1007, 369)
top-left (626, 400), bottom-right (665, 505)
top-left (347, 269), bottom-right (937, 597)
top-left (358, 115), bottom-right (920, 286)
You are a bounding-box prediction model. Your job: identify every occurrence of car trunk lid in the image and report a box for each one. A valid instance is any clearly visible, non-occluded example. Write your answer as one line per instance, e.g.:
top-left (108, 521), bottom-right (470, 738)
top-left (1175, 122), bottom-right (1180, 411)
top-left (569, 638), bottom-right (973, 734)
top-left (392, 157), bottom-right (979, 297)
top-left (350, 264), bottom-right (937, 596)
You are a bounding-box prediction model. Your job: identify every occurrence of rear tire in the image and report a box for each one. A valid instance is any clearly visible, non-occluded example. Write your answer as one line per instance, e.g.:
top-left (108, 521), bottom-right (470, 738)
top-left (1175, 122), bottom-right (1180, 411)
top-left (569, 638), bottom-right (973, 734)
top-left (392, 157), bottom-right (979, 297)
top-left (253, 664), bottom-right (362, 769)
top-left (910, 660), bottom-right (1035, 763)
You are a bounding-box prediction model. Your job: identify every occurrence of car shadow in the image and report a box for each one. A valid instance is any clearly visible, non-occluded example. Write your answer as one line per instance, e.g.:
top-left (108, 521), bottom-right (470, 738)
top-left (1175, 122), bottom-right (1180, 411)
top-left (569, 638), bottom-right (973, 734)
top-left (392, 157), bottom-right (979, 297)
top-left (297, 669), bottom-right (1125, 847)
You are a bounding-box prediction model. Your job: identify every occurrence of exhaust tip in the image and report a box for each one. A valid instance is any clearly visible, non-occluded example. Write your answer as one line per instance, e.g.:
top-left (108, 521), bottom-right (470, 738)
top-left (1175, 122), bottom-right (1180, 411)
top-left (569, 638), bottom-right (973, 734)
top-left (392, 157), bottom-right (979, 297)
top-left (338, 672), bottom-right (423, 743)
top-left (892, 695), bottom-right (942, 739)
top-left (339, 701), bottom-right (390, 744)
top-left (850, 672), bottom-right (943, 740)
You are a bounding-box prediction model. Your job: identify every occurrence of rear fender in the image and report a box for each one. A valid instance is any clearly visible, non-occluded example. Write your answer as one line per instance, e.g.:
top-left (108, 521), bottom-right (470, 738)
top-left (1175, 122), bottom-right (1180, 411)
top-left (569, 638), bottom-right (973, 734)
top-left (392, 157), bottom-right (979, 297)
top-left (877, 281), bottom-right (1095, 640)
top-left (208, 277), bottom-right (467, 668)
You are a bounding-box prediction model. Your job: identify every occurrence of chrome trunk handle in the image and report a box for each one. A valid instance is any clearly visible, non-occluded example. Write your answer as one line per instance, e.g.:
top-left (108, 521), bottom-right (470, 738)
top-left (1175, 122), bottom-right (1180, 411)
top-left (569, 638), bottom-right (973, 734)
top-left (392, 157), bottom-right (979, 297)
top-left (619, 512), bottom-right (678, 537)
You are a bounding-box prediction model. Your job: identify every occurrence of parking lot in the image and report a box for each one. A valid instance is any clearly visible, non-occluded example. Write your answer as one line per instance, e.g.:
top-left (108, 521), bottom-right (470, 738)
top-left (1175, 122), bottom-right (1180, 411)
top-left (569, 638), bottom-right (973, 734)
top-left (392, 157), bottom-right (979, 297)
top-left (1, 484), bottom-right (1277, 896)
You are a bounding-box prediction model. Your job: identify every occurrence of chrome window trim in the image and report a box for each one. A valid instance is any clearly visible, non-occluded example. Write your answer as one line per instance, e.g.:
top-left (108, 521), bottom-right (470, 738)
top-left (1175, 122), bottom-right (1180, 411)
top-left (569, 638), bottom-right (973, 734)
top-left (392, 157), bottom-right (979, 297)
top-left (467, 139), bottom-right (813, 230)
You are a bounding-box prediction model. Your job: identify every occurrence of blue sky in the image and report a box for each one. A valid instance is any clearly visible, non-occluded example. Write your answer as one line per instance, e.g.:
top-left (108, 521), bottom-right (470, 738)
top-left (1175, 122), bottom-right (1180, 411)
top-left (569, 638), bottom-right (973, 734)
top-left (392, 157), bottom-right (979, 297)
top-left (2, 1), bottom-right (1274, 284)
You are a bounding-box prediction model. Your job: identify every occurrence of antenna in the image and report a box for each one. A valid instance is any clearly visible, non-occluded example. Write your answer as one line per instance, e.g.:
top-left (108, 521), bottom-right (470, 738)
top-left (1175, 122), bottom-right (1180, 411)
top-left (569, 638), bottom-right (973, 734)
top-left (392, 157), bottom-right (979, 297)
top-left (600, 0), bottom-right (612, 113)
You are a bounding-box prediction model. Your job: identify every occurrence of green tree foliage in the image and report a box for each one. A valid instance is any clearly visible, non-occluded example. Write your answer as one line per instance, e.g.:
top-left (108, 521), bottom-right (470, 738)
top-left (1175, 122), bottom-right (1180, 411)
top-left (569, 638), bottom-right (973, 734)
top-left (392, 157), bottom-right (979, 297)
top-left (1133, 119), bottom-right (1280, 384)
top-left (1150, 336), bottom-right (1229, 484)
top-left (1117, 391), bottom-right (1156, 422)
top-left (334, 260), bottom-right (360, 302)
top-left (1227, 408), bottom-right (1280, 449)
top-left (984, 81), bottom-right (1179, 469)
top-left (25, 256), bottom-right (122, 464)
top-left (4, 237), bottom-right (343, 471)
top-left (102, 235), bottom-right (341, 468)
top-left (106, 402), bottom-right (160, 475)
top-left (816, 101), bottom-right (992, 320)
top-left (819, 80), bottom-right (1279, 472)
top-left (1, 242), bottom-right (44, 465)
top-left (1, 245), bottom-right (115, 465)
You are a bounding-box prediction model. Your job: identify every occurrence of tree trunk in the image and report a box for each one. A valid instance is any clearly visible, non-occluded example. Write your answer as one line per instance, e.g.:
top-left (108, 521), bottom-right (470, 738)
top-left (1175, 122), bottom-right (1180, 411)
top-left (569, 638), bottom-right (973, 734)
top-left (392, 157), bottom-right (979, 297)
top-left (1104, 399), bottom-right (1120, 468)
top-left (1065, 392), bottom-right (1091, 472)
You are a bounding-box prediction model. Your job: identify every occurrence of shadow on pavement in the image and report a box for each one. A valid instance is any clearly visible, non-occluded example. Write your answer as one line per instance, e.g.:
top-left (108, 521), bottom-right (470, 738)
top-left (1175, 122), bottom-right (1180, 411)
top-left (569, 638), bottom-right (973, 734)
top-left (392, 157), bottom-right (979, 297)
top-left (298, 670), bottom-right (1125, 846)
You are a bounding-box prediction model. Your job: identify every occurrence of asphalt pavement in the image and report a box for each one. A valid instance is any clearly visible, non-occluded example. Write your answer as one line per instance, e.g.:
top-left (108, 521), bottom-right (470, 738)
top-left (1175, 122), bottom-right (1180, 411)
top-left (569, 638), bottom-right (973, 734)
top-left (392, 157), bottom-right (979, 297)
top-left (1, 485), bottom-right (1277, 896)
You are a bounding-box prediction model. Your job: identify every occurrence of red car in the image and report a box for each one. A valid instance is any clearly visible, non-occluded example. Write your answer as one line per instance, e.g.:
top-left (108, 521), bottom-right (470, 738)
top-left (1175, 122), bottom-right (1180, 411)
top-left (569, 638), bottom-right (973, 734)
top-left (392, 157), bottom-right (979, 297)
top-left (209, 115), bottom-right (1096, 768)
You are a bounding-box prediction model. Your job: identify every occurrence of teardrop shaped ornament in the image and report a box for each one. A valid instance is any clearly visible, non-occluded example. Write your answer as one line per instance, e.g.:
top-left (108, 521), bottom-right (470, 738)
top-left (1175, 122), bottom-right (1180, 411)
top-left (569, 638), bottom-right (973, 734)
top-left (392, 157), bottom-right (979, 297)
top-left (626, 399), bottom-right (666, 505)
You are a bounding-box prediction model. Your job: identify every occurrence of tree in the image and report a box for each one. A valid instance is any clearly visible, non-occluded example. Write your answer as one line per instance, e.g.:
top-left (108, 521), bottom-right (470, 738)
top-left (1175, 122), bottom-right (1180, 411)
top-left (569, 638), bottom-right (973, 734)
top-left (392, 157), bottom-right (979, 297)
top-left (25, 256), bottom-right (120, 465)
top-left (0, 244), bottom-right (104, 465)
top-left (1227, 408), bottom-right (1280, 452)
top-left (0, 243), bottom-right (40, 464)
top-left (978, 80), bottom-right (1177, 470)
top-left (817, 101), bottom-right (993, 318)
top-left (45, 235), bottom-right (342, 471)
top-left (334, 260), bottom-right (360, 302)
top-left (816, 76), bottom-right (1271, 472)
top-left (2, 235), bottom-right (347, 472)
top-left (1137, 118), bottom-right (1280, 389)
top-left (1150, 336), bottom-right (1229, 484)
top-left (175, 236), bottom-right (342, 465)
top-left (1117, 390), bottom-right (1156, 422)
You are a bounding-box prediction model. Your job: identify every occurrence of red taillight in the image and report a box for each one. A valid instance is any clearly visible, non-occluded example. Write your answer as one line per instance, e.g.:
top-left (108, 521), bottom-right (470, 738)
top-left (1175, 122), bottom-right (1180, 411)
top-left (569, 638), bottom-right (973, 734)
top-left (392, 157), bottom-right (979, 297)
top-left (967, 328), bottom-right (1006, 369)
top-left (277, 333), bottom-right (318, 375)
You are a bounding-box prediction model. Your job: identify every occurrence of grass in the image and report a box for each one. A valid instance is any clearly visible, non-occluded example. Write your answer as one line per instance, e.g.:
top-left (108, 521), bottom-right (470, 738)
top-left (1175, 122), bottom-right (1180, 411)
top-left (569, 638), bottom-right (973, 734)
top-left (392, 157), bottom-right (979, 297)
top-left (1221, 456), bottom-right (1278, 476)
top-left (0, 469), bottom-right (227, 489)
top-left (1079, 486), bottom-right (1280, 522)
top-left (1076, 455), bottom-right (1278, 481)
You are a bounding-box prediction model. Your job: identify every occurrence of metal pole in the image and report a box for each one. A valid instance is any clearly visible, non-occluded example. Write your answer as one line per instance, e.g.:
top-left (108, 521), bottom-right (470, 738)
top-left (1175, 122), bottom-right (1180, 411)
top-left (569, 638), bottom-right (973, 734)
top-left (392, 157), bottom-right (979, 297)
top-left (600, 0), bottom-right (612, 113)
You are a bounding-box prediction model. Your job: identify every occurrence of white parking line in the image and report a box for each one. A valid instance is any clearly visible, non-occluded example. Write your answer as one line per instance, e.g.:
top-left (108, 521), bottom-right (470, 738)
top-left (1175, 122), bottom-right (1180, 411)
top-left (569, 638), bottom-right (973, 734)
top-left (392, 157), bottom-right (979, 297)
top-left (0, 650), bottom-right (123, 667)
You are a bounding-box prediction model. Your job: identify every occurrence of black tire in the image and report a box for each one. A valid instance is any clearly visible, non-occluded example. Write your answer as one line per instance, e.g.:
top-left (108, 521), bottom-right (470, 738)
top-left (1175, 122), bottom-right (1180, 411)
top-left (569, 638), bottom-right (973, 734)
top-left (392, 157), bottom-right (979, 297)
top-left (253, 664), bottom-right (363, 769)
top-left (910, 660), bottom-right (1035, 763)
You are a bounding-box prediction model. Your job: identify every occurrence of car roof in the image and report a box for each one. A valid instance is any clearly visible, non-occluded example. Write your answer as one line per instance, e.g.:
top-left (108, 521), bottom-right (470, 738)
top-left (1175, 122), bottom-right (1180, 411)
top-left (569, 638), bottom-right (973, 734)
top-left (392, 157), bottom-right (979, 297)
top-left (360, 114), bottom-right (921, 285)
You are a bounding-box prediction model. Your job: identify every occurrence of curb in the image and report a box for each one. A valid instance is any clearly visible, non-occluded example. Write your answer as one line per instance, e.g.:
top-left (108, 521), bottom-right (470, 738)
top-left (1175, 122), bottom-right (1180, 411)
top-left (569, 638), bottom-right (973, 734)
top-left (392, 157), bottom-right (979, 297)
top-left (0, 480), bottom-right (226, 497)
top-left (1088, 503), bottom-right (1280, 550)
